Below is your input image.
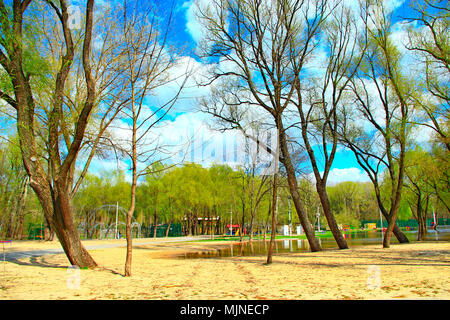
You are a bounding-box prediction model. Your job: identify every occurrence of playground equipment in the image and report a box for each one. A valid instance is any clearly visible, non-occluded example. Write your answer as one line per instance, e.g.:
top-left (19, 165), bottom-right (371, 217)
top-left (226, 224), bottom-right (246, 236)
top-left (364, 223), bottom-right (377, 230)
top-left (78, 204), bottom-right (141, 239)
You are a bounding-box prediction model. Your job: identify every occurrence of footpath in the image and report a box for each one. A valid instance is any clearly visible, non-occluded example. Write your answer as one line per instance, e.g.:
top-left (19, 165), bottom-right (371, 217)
top-left (1, 236), bottom-right (211, 262)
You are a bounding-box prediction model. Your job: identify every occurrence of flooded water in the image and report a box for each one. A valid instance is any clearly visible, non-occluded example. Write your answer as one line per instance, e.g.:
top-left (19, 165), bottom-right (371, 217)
top-left (177, 228), bottom-right (450, 259)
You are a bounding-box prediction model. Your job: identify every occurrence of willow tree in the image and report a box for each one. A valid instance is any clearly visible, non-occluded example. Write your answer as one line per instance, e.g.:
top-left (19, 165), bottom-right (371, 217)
top-left (403, 148), bottom-right (434, 240)
top-left (0, 137), bottom-right (29, 239)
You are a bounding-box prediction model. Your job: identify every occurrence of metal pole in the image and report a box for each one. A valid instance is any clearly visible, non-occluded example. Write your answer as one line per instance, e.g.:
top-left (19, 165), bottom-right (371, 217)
top-left (288, 196), bottom-right (292, 236)
top-left (230, 209), bottom-right (232, 236)
top-left (433, 208), bottom-right (437, 230)
top-left (379, 210), bottom-right (384, 243)
top-left (317, 206), bottom-right (321, 232)
top-left (115, 201), bottom-right (119, 240)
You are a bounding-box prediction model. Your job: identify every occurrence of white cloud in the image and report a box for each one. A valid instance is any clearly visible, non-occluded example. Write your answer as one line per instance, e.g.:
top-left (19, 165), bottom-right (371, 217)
top-left (306, 167), bottom-right (371, 185)
top-left (147, 54), bottom-right (221, 115)
top-left (384, 0), bottom-right (406, 13)
top-left (410, 120), bottom-right (436, 145)
top-left (184, 0), bottom-right (211, 45)
top-left (323, 167), bottom-right (370, 185)
top-left (104, 110), bottom-right (260, 175)
top-left (155, 112), bottom-right (277, 169)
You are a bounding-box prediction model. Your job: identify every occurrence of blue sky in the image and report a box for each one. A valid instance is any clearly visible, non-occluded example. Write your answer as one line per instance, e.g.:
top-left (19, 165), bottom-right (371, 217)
top-left (1, 0), bottom-right (436, 185)
top-left (87, 0), bottom-right (442, 185)
top-left (117, 0), bottom-right (425, 185)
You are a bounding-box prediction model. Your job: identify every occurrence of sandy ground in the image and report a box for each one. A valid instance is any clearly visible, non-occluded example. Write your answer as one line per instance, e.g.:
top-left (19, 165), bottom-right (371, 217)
top-left (0, 238), bottom-right (449, 300)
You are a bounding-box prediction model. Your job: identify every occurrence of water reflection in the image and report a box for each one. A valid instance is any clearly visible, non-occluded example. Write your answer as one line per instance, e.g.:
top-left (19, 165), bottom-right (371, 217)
top-left (178, 229), bottom-right (450, 259)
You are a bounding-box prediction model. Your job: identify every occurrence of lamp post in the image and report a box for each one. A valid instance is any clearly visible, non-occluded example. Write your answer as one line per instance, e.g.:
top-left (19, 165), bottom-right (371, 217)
top-left (316, 206), bottom-right (321, 232)
top-left (115, 201), bottom-right (119, 239)
top-left (379, 210), bottom-right (384, 243)
top-left (288, 195), bottom-right (292, 236)
top-left (229, 209), bottom-right (233, 236)
top-left (433, 208), bottom-right (437, 230)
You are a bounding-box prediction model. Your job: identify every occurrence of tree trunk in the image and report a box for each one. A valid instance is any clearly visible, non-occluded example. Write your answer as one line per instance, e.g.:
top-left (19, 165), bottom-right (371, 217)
top-left (375, 188), bottom-right (410, 244)
top-left (186, 212), bottom-right (192, 236)
top-left (298, 99), bottom-right (348, 249)
top-left (383, 207), bottom-right (399, 248)
top-left (15, 214), bottom-right (25, 240)
top-left (202, 210), bottom-right (206, 235)
top-left (44, 217), bottom-right (52, 241)
top-left (125, 152), bottom-right (136, 276)
top-left (240, 204), bottom-right (246, 242)
top-left (316, 183), bottom-right (348, 249)
top-left (153, 208), bottom-right (158, 238)
top-left (125, 62), bottom-right (138, 276)
top-left (249, 211), bottom-right (255, 242)
top-left (193, 212), bottom-right (198, 236)
top-left (248, 172), bottom-right (256, 241)
top-left (416, 195), bottom-right (427, 241)
top-left (124, 204), bottom-right (133, 276)
top-left (13, 177), bottom-right (28, 240)
top-left (278, 123), bottom-right (321, 252)
top-left (26, 176), bottom-right (97, 267)
top-left (383, 181), bottom-right (405, 248)
top-left (263, 197), bottom-right (271, 242)
top-left (51, 195), bottom-right (97, 268)
top-left (266, 170), bottom-right (278, 265)
top-left (216, 216), bottom-right (220, 235)
top-left (165, 220), bottom-right (171, 238)
top-left (125, 163), bottom-right (136, 276)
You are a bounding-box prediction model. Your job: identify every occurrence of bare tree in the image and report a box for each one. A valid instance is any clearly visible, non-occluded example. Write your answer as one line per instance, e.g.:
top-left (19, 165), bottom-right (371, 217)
top-left (287, 2), bottom-right (367, 249)
top-left (338, 0), bottom-right (412, 248)
top-left (29, 2), bottom-right (133, 199)
top-left (197, 0), bottom-right (324, 254)
top-left (117, 0), bottom-right (190, 276)
top-left (405, 0), bottom-right (449, 150)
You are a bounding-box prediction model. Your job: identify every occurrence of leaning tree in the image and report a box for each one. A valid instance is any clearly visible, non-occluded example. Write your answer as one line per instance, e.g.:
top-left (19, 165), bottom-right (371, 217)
top-left (0, 0), bottom-right (98, 267)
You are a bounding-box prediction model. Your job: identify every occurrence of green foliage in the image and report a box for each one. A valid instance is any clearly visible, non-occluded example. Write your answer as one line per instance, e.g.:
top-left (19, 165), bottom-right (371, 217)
top-left (0, 3), bottom-right (52, 100)
top-left (334, 211), bottom-right (362, 229)
top-left (0, 138), bottom-right (42, 238)
top-left (327, 181), bottom-right (378, 221)
top-left (72, 170), bottom-right (131, 220)
top-left (398, 201), bottom-right (413, 220)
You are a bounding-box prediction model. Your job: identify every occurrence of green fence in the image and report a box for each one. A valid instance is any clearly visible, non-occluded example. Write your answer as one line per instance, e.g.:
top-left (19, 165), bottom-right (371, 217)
top-left (27, 223), bottom-right (44, 240)
top-left (361, 218), bottom-right (449, 229)
top-left (142, 223), bottom-right (183, 238)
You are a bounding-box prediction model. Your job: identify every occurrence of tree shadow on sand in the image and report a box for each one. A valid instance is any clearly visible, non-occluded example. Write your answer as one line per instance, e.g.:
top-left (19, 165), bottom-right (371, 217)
top-left (7, 255), bottom-right (123, 276)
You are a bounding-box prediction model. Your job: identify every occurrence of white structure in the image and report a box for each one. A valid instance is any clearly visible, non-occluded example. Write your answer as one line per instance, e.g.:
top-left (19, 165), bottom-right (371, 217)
top-left (296, 225), bottom-right (303, 235)
top-left (316, 206), bottom-right (321, 232)
top-left (282, 225), bottom-right (289, 236)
